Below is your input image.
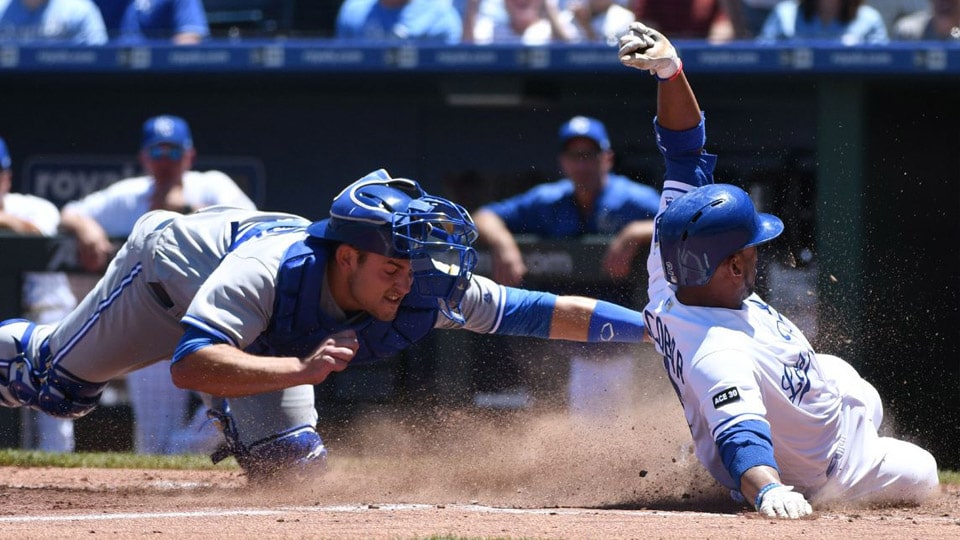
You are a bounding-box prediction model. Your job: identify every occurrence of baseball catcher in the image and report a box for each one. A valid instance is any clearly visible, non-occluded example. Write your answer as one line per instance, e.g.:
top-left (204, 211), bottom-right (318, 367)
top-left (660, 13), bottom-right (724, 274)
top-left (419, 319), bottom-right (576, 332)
top-left (0, 168), bottom-right (648, 482)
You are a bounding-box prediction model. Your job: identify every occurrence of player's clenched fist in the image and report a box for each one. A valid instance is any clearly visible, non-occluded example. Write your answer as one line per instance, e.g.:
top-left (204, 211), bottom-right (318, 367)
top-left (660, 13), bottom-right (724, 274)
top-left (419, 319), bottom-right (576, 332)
top-left (303, 329), bottom-right (359, 384)
top-left (618, 22), bottom-right (681, 80)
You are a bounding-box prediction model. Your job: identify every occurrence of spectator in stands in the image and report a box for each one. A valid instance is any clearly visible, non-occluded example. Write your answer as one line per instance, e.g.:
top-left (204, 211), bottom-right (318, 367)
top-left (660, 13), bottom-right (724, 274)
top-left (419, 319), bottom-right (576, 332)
top-left (0, 0), bottom-right (108, 43)
top-left (472, 116), bottom-right (660, 417)
top-left (867, 0), bottom-right (927, 31)
top-left (758, 0), bottom-right (890, 43)
top-left (474, 116), bottom-right (659, 286)
top-left (94, 0), bottom-right (210, 43)
top-left (554, 0), bottom-right (636, 44)
top-left (336, 0), bottom-right (463, 43)
top-left (893, 0), bottom-right (960, 39)
top-left (60, 115), bottom-right (255, 455)
top-left (723, 0), bottom-right (781, 37)
top-left (463, 0), bottom-right (569, 44)
top-left (630, 0), bottom-right (734, 41)
top-left (0, 135), bottom-right (78, 453)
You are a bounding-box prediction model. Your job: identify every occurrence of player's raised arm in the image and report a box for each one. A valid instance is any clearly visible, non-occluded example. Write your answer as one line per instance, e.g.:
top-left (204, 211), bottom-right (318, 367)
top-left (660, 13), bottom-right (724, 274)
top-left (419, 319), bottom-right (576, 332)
top-left (626, 24), bottom-right (816, 520)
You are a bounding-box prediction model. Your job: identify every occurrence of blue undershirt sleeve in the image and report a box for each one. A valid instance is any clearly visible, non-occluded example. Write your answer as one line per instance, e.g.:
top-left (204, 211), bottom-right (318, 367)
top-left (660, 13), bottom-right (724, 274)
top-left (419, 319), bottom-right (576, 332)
top-left (492, 290), bottom-right (647, 343)
top-left (653, 113), bottom-right (717, 188)
top-left (172, 325), bottom-right (229, 364)
top-left (716, 419), bottom-right (780, 490)
top-left (654, 114), bottom-right (706, 157)
top-left (493, 287), bottom-right (557, 338)
top-left (587, 300), bottom-right (647, 343)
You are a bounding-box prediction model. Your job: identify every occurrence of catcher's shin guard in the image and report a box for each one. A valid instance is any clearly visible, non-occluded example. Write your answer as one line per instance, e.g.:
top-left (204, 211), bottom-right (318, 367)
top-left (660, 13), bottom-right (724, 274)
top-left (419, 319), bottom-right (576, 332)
top-left (208, 404), bottom-right (327, 483)
top-left (0, 319), bottom-right (43, 409)
top-left (38, 364), bottom-right (105, 419)
top-left (239, 426), bottom-right (328, 483)
top-left (0, 319), bottom-right (104, 417)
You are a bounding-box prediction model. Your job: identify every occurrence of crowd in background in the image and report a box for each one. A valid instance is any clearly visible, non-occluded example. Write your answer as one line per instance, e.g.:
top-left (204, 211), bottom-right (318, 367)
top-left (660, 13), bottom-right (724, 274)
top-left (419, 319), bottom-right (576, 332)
top-left (0, 0), bottom-right (956, 45)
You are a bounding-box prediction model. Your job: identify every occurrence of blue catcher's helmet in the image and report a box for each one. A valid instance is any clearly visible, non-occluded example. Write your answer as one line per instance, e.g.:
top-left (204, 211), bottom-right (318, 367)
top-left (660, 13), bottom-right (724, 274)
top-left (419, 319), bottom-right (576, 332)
top-left (307, 169), bottom-right (479, 323)
top-left (658, 184), bottom-right (784, 286)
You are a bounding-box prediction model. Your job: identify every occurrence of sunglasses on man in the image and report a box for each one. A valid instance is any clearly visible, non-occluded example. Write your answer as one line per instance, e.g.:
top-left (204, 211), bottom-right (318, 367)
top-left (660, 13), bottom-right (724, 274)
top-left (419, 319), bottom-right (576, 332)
top-left (561, 149), bottom-right (602, 161)
top-left (147, 145), bottom-right (185, 161)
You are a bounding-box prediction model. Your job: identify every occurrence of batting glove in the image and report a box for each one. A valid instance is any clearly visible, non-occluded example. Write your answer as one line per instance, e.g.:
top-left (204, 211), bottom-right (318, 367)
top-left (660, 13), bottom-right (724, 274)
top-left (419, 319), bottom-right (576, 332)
top-left (618, 22), bottom-right (682, 81)
top-left (755, 483), bottom-right (813, 519)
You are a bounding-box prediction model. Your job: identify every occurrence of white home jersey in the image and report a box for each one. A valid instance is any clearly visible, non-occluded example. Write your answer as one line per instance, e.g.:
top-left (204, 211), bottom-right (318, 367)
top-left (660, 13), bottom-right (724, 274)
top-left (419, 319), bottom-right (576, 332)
top-left (62, 170), bottom-right (255, 236)
top-left (643, 176), bottom-right (936, 504)
top-left (644, 289), bottom-right (844, 490)
top-left (644, 179), bottom-right (844, 492)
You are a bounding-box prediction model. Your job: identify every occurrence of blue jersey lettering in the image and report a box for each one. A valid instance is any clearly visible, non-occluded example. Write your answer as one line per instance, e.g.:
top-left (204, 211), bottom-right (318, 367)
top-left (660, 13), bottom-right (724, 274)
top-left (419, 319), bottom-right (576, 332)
top-left (781, 349), bottom-right (813, 404)
top-left (748, 297), bottom-right (796, 341)
top-left (645, 310), bottom-right (684, 385)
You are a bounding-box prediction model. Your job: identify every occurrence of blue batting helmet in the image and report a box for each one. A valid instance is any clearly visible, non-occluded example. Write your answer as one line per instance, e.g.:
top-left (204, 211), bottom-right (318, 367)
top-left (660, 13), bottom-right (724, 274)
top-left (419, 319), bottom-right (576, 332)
top-left (658, 184), bottom-right (783, 286)
top-left (307, 169), bottom-right (479, 323)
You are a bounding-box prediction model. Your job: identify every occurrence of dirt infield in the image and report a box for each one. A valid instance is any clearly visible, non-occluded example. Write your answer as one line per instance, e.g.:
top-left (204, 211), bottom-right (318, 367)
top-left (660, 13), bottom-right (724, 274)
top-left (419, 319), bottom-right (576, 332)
top-left (0, 406), bottom-right (957, 539)
top-left (1, 352), bottom-right (958, 540)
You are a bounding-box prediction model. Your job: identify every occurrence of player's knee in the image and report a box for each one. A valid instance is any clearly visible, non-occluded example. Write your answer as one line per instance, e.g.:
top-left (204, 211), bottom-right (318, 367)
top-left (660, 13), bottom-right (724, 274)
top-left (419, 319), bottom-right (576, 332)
top-left (37, 365), bottom-right (105, 419)
top-left (905, 448), bottom-right (940, 501)
top-left (238, 426), bottom-right (328, 484)
top-left (879, 440), bottom-right (940, 504)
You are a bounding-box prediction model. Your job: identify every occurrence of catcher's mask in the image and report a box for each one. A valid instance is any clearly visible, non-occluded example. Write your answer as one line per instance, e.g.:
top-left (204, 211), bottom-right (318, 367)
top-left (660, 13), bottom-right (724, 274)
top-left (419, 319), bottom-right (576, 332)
top-left (307, 169), bottom-right (479, 323)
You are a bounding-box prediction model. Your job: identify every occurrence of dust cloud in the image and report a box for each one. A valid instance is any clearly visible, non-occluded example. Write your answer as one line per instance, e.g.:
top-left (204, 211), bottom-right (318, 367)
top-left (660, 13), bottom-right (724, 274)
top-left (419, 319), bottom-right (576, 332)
top-left (255, 349), bottom-right (735, 512)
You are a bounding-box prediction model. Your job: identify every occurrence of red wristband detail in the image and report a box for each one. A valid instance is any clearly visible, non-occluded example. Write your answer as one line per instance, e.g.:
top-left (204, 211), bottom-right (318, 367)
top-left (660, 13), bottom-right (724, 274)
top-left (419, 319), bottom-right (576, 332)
top-left (655, 58), bottom-right (684, 82)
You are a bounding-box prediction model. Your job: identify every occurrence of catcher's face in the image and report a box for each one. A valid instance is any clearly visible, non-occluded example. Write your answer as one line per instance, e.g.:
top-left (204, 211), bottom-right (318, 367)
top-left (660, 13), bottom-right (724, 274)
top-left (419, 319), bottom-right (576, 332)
top-left (345, 249), bottom-right (414, 321)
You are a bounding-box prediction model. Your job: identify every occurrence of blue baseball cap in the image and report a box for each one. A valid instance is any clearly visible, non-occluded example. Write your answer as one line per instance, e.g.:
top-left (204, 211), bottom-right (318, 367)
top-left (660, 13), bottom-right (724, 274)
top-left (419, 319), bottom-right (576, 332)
top-left (0, 137), bottom-right (10, 169)
top-left (141, 115), bottom-right (193, 149)
top-left (558, 116), bottom-right (610, 151)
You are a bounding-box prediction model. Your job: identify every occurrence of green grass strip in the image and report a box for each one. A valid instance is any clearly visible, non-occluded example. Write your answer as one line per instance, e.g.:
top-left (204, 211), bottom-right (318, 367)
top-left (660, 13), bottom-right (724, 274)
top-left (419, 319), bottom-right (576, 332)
top-left (0, 448), bottom-right (237, 469)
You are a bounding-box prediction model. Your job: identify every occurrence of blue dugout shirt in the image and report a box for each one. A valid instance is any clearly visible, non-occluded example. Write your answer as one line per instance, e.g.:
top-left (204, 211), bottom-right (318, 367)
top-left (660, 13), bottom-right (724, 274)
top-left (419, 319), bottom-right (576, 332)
top-left (119, 0), bottom-right (209, 42)
top-left (479, 174), bottom-right (660, 237)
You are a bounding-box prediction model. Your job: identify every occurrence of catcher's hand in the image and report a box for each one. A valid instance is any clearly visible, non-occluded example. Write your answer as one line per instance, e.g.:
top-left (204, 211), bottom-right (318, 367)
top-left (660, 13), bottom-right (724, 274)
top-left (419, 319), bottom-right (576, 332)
top-left (756, 484), bottom-right (813, 519)
top-left (618, 22), bottom-right (681, 80)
